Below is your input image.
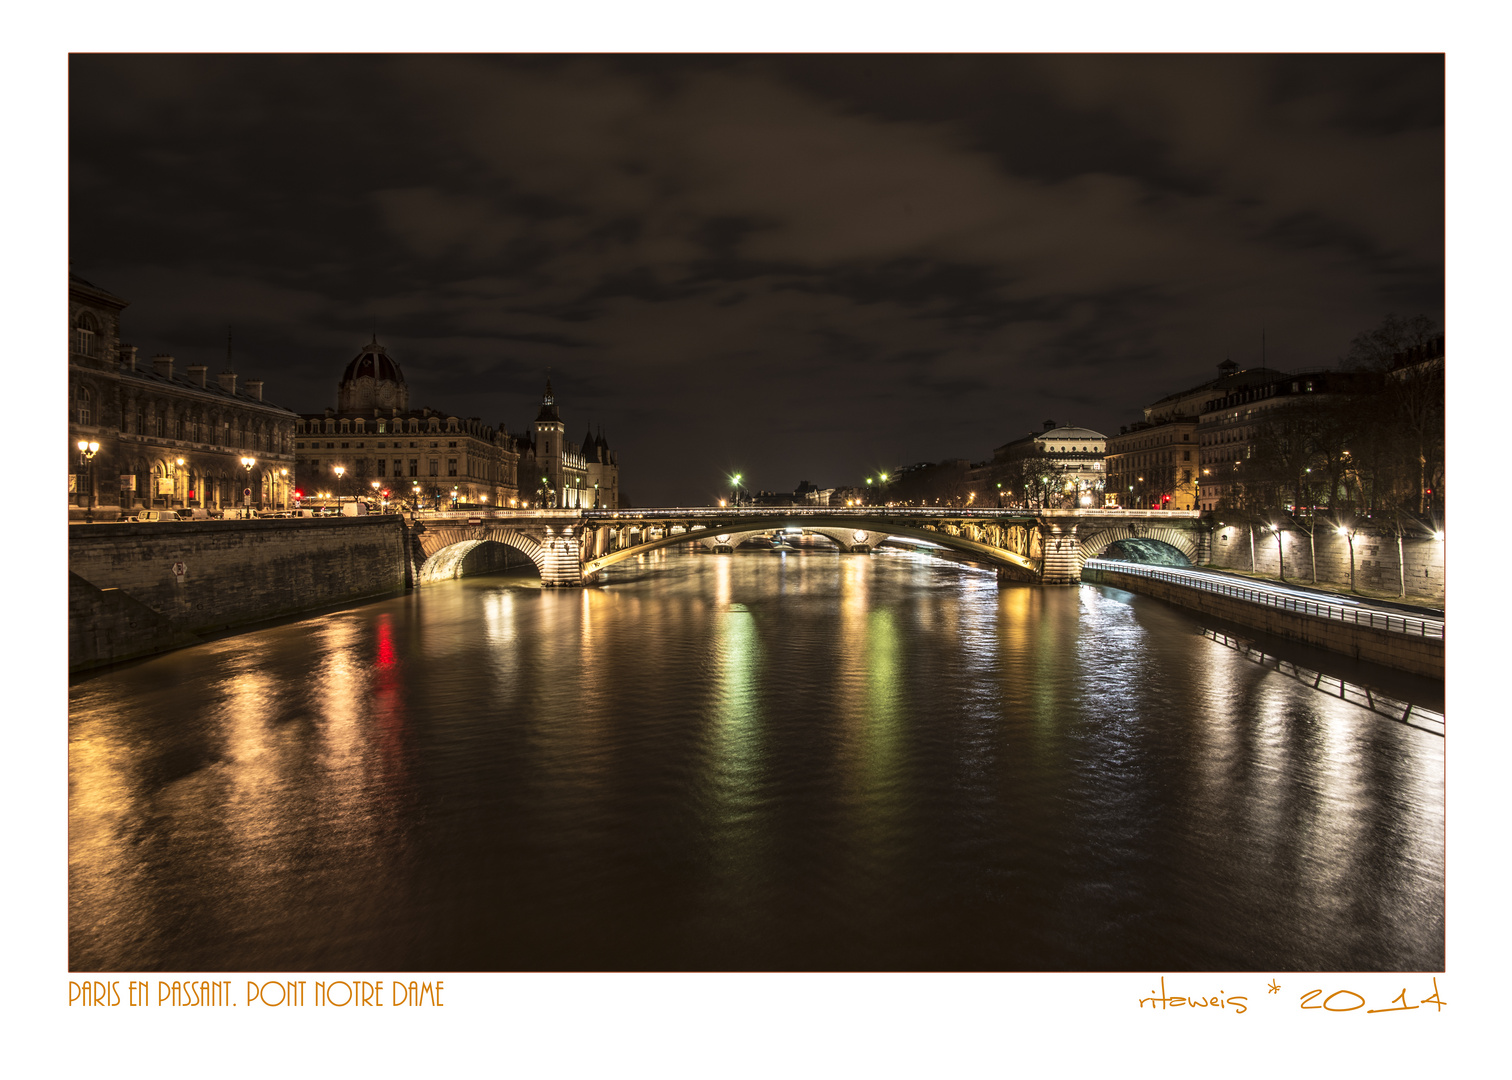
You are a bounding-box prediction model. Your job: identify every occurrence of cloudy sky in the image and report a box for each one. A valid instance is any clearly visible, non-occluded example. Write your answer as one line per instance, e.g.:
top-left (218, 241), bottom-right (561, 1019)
top-left (69, 53), bottom-right (1443, 506)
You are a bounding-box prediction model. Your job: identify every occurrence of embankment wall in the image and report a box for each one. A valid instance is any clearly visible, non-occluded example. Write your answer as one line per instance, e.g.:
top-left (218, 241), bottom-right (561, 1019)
top-left (69, 517), bottom-right (409, 671)
top-left (1081, 564), bottom-right (1444, 679)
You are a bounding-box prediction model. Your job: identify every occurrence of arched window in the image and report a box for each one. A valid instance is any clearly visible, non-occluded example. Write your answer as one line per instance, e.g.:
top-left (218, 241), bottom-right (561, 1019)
top-left (76, 386), bottom-right (92, 426)
top-left (73, 311), bottom-right (100, 357)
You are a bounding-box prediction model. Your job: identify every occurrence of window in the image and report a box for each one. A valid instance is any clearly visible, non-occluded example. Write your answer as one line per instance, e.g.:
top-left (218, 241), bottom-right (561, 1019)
top-left (429, 459), bottom-right (439, 476)
top-left (377, 442), bottom-right (386, 449)
top-left (378, 421), bottom-right (387, 434)
top-left (296, 442), bottom-right (305, 450)
top-left (447, 459), bottom-right (457, 476)
top-left (76, 387), bottom-right (92, 426)
top-left (1183, 450), bottom-right (1190, 461)
top-left (448, 441), bottom-right (457, 448)
top-left (73, 312), bottom-right (100, 357)
top-left (429, 441), bottom-right (438, 448)
top-left (377, 460), bottom-right (386, 477)
top-left (327, 442), bottom-right (336, 449)
top-left (356, 442), bottom-right (364, 448)
top-left (408, 460), bottom-right (418, 477)
top-left (394, 460), bottom-right (403, 476)
top-left (341, 442), bottom-right (350, 449)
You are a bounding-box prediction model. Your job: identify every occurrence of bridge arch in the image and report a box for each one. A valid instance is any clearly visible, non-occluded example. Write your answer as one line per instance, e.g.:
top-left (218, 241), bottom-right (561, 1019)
top-left (582, 514), bottom-right (1039, 581)
top-left (416, 525), bottom-right (546, 584)
top-left (1077, 525), bottom-right (1199, 571)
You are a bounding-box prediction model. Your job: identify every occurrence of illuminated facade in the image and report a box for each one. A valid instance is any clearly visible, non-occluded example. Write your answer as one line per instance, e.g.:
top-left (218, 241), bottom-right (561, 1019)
top-left (294, 350), bottom-right (622, 510)
top-left (296, 340), bottom-right (520, 508)
top-left (68, 272), bottom-right (299, 519)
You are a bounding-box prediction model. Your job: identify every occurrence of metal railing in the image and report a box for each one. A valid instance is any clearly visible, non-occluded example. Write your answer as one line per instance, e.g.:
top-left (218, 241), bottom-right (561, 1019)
top-left (1084, 558), bottom-right (1444, 639)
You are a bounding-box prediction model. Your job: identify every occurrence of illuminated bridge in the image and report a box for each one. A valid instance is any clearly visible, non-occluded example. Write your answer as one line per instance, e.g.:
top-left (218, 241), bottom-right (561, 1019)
top-left (408, 506), bottom-right (1208, 588)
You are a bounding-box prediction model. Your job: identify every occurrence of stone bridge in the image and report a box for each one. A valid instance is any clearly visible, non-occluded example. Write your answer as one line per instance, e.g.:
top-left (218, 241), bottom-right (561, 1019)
top-left (409, 507), bottom-right (1208, 587)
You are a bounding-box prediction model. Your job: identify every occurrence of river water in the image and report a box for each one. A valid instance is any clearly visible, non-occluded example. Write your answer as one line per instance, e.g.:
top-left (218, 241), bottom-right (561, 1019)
top-left (68, 545), bottom-right (1444, 972)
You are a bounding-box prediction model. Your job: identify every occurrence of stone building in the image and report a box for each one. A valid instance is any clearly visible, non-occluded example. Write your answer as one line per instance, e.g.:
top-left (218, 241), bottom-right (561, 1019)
top-left (1105, 418), bottom-right (1200, 510)
top-left (294, 350), bottom-right (622, 511)
top-left (1196, 368), bottom-right (1374, 512)
top-left (69, 272), bottom-right (300, 519)
top-left (974, 422), bottom-right (1107, 508)
top-left (295, 338), bottom-right (520, 509)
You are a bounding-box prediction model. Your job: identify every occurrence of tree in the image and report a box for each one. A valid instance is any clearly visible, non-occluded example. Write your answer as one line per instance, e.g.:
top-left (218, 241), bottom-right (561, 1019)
top-left (1344, 313), bottom-right (1444, 516)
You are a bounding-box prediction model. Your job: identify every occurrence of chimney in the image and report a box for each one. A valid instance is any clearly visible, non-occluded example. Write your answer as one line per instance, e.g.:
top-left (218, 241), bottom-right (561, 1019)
top-left (187, 364), bottom-right (208, 387)
top-left (152, 354), bottom-right (175, 379)
top-left (245, 379), bottom-right (263, 401)
top-left (119, 344), bottom-right (138, 371)
top-left (1043, 419), bottom-right (1056, 431)
top-left (219, 371), bottom-right (238, 394)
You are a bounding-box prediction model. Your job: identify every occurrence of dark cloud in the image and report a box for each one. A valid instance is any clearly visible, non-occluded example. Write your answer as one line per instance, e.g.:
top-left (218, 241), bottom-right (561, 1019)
top-left (69, 53), bottom-right (1442, 505)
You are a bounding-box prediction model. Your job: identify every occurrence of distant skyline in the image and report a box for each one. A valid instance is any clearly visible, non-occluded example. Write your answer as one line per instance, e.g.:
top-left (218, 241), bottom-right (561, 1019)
top-left (69, 54), bottom-right (1443, 505)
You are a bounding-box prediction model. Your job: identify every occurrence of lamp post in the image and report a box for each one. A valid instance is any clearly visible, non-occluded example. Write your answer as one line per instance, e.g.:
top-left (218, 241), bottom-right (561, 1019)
top-left (76, 439), bottom-right (100, 523)
top-left (278, 467), bottom-right (288, 511)
top-left (594, 480), bottom-right (600, 509)
top-left (174, 457), bottom-right (185, 510)
top-left (1337, 525), bottom-right (1357, 592)
top-left (240, 455), bottom-right (258, 515)
top-left (731, 473), bottom-right (743, 508)
top-left (412, 482), bottom-right (421, 512)
top-left (451, 486), bottom-right (459, 509)
top-left (334, 464), bottom-right (345, 513)
top-left (371, 480), bottom-right (380, 510)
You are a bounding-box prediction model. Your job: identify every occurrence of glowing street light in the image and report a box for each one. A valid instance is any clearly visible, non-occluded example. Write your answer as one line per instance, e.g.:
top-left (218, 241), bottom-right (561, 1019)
top-left (75, 439), bottom-right (100, 523)
top-left (333, 464), bottom-right (345, 512)
top-left (241, 455), bottom-right (258, 514)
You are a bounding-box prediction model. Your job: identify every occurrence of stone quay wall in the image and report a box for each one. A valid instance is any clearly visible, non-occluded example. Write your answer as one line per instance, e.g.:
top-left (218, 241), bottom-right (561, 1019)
top-left (69, 517), bottom-right (409, 671)
top-left (1204, 523), bottom-right (1445, 606)
top-left (1081, 564), bottom-right (1444, 679)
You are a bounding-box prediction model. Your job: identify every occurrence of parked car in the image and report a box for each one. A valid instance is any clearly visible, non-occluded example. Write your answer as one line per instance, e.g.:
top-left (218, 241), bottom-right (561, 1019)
top-left (134, 509), bottom-right (180, 522)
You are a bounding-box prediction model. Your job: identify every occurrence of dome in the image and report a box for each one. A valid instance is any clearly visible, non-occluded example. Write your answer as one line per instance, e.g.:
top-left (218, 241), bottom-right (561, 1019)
top-left (1042, 425), bottom-right (1105, 441)
top-left (338, 336), bottom-right (408, 413)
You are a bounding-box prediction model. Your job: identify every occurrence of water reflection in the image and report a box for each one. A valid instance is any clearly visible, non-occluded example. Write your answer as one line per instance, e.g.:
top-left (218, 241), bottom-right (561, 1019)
top-left (69, 548), bottom-right (1444, 972)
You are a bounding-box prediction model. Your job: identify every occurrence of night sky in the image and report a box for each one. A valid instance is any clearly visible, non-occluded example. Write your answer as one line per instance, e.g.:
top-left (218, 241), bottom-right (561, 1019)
top-left (69, 54), bottom-right (1443, 506)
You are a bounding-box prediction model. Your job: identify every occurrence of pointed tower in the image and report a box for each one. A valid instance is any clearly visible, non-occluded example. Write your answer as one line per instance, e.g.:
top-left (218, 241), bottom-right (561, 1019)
top-left (532, 378), bottom-right (565, 506)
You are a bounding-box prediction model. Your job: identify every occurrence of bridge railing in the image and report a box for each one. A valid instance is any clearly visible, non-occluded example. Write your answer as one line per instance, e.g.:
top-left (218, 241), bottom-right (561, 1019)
top-left (1084, 558), bottom-right (1444, 639)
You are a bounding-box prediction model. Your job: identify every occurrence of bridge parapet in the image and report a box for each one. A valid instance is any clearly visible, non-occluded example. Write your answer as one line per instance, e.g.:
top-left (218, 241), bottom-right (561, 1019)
top-left (411, 507), bottom-right (1210, 587)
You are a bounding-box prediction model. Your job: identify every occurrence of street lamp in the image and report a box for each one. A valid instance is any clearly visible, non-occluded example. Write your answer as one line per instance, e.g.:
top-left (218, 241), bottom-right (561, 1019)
top-left (174, 457), bottom-right (185, 510)
top-left (75, 439), bottom-right (100, 523)
top-left (241, 455), bottom-right (257, 516)
top-left (731, 473), bottom-right (743, 507)
top-left (371, 479), bottom-right (380, 509)
top-left (278, 467), bottom-right (288, 510)
top-left (412, 481), bottom-right (421, 511)
top-left (451, 486), bottom-right (459, 508)
top-left (334, 464), bottom-right (345, 512)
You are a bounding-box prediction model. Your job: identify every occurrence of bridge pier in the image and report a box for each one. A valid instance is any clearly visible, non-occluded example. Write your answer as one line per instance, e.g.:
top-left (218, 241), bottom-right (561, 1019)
top-left (1038, 522), bottom-right (1083, 585)
top-left (540, 527), bottom-right (583, 587)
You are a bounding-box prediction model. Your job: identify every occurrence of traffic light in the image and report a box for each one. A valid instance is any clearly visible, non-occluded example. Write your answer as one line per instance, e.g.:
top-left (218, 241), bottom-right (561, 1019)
top-left (293, 488), bottom-right (304, 501)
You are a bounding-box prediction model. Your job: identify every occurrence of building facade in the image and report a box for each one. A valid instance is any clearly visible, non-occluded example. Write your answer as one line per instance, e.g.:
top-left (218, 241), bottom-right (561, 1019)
top-left (1105, 418), bottom-right (1200, 510)
top-left (975, 422), bottom-right (1107, 508)
top-left (1195, 369), bottom-right (1374, 512)
top-left (69, 272), bottom-right (300, 520)
top-left (294, 350), bottom-right (622, 511)
top-left (295, 339), bottom-right (521, 509)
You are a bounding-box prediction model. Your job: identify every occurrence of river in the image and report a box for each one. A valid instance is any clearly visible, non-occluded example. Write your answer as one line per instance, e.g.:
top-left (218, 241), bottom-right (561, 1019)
top-left (68, 544), bottom-right (1444, 971)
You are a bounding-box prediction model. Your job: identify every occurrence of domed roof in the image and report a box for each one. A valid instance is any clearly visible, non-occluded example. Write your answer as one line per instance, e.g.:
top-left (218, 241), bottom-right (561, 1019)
top-left (1042, 425), bottom-right (1105, 440)
top-left (341, 337), bottom-right (405, 386)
